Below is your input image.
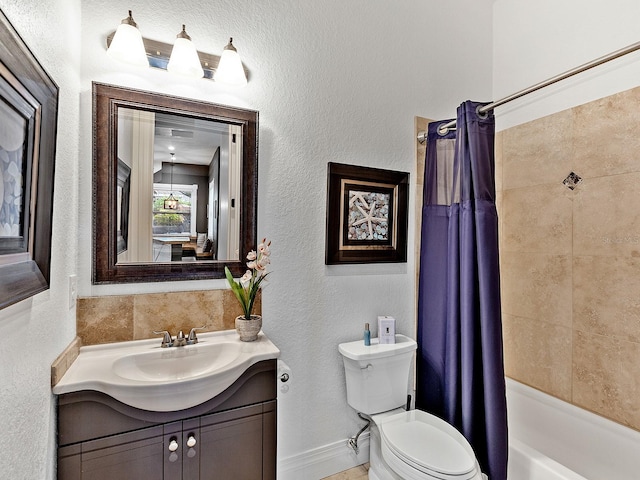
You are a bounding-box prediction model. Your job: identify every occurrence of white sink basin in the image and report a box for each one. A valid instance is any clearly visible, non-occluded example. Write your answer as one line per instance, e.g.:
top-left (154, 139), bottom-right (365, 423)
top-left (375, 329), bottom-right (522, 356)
top-left (52, 331), bottom-right (280, 412)
top-left (112, 342), bottom-right (240, 382)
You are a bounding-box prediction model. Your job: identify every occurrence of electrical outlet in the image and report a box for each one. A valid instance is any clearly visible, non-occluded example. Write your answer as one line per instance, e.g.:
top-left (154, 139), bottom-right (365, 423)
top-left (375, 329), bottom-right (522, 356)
top-left (68, 274), bottom-right (78, 310)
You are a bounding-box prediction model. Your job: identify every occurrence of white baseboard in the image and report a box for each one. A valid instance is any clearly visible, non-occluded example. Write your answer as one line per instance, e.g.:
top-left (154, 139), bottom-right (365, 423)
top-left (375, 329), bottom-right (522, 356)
top-left (277, 432), bottom-right (370, 480)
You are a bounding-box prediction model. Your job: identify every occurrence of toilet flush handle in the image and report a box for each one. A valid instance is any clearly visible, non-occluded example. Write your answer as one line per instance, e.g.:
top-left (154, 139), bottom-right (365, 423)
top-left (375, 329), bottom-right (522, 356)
top-left (360, 363), bottom-right (373, 371)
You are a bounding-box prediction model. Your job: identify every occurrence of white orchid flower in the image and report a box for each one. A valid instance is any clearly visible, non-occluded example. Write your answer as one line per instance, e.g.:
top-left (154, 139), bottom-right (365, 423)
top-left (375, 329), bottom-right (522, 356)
top-left (240, 270), bottom-right (252, 284)
top-left (258, 239), bottom-right (271, 256)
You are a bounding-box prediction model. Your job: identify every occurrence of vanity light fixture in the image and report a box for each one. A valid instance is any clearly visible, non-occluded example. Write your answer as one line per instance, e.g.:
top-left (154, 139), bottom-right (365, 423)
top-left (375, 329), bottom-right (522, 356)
top-left (106, 11), bottom-right (249, 84)
top-left (164, 153), bottom-right (179, 210)
top-left (214, 38), bottom-right (248, 86)
top-left (167, 25), bottom-right (205, 78)
top-left (106, 10), bottom-right (149, 67)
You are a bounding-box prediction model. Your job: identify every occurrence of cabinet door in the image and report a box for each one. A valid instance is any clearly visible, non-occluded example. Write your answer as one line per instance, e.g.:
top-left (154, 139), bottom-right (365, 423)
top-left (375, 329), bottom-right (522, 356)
top-left (262, 401), bottom-right (277, 480)
top-left (181, 418), bottom-right (200, 480)
top-left (80, 426), bottom-right (165, 480)
top-left (164, 421), bottom-right (184, 479)
top-left (197, 405), bottom-right (264, 480)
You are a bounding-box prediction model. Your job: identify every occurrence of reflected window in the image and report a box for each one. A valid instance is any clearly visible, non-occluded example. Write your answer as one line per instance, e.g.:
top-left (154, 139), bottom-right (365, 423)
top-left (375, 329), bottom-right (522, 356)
top-left (152, 183), bottom-right (197, 237)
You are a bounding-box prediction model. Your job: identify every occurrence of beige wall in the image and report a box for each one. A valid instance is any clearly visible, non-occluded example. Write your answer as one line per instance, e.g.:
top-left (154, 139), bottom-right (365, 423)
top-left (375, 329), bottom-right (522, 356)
top-left (497, 85), bottom-right (640, 431)
top-left (76, 290), bottom-right (260, 345)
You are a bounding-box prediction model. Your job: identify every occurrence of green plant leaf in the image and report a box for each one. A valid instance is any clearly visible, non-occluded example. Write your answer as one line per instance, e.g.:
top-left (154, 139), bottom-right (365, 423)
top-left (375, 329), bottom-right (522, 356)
top-left (225, 266), bottom-right (250, 318)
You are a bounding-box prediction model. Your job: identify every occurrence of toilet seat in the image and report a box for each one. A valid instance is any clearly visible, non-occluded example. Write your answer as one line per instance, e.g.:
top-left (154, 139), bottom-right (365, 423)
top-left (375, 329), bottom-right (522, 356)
top-left (379, 410), bottom-right (481, 480)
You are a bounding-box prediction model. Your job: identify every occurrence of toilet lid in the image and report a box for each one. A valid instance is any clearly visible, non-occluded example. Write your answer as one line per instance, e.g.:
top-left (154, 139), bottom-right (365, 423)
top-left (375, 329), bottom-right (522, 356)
top-left (379, 410), bottom-right (477, 479)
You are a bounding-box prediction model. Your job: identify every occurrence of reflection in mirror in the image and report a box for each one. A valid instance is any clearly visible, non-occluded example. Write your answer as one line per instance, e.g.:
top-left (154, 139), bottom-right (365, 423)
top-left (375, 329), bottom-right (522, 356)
top-left (115, 109), bottom-right (241, 264)
top-left (116, 158), bottom-right (130, 255)
top-left (93, 83), bottom-right (257, 284)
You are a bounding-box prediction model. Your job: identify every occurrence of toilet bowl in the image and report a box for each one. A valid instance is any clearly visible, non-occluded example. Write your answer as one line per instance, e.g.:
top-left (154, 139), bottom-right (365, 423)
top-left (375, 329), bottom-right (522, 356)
top-left (339, 335), bottom-right (484, 480)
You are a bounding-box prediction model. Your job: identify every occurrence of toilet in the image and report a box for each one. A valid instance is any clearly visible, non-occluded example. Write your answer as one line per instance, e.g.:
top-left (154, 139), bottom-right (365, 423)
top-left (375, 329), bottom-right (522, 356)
top-left (339, 334), bottom-right (485, 480)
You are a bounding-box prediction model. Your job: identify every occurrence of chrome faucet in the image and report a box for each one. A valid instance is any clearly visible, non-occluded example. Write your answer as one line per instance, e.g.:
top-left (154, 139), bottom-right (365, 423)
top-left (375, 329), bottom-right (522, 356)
top-left (187, 326), bottom-right (205, 345)
top-left (153, 330), bottom-right (173, 348)
top-left (153, 327), bottom-right (206, 347)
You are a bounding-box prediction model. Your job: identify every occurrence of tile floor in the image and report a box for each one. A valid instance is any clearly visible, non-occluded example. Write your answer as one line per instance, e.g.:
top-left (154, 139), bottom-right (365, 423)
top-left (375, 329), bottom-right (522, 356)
top-left (321, 463), bottom-right (369, 480)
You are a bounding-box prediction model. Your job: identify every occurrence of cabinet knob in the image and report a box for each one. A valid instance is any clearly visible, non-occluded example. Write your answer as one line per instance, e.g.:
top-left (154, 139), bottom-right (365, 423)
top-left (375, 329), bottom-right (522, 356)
top-left (169, 438), bottom-right (179, 452)
top-left (186, 434), bottom-right (197, 448)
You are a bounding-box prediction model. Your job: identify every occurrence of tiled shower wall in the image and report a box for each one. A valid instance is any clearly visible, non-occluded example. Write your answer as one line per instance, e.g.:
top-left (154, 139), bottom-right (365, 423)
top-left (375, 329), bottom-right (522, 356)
top-left (496, 86), bottom-right (640, 431)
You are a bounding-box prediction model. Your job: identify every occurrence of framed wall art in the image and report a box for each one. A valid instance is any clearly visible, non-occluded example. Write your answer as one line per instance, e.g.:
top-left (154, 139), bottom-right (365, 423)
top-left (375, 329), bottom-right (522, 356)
top-left (0, 10), bottom-right (59, 310)
top-left (325, 162), bottom-right (409, 265)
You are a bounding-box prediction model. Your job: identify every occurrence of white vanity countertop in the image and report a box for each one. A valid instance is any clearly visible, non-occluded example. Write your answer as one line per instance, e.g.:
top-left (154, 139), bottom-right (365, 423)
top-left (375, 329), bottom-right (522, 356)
top-left (52, 330), bottom-right (280, 411)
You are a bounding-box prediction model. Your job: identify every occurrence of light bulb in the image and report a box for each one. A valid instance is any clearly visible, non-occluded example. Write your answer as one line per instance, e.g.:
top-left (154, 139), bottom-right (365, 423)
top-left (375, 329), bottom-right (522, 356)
top-left (107, 11), bottom-right (148, 68)
top-left (167, 25), bottom-right (204, 78)
top-left (214, 38), bottom-right (247, 87)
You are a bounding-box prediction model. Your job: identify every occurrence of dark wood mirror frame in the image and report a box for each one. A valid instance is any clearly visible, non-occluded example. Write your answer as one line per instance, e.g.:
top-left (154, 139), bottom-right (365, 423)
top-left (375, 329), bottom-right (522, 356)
top-left (92, 83), bottom-right (257, 284)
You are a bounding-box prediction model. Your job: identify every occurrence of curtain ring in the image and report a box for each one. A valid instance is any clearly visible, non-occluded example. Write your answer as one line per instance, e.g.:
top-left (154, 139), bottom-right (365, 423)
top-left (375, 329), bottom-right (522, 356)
top-left (437, 124), bottom-right (450, 136)
top-left (476, 104), bottom-right (489, 119)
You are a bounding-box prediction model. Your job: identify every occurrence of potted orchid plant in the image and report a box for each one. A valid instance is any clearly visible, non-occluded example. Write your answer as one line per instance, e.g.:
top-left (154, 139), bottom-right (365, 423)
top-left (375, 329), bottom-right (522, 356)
top-left (225, 238), bottom-right (271, 341)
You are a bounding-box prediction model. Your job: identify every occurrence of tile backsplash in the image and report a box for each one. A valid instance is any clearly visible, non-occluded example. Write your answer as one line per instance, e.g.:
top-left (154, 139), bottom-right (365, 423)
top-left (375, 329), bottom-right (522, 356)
top-left (76, 289), bottom-right (261, 346)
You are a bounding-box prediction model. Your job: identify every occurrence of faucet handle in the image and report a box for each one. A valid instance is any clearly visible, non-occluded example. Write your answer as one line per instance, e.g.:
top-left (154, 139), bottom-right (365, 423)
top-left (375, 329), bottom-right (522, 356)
top-left (172, 330), bottom-right (187, 347)
top-left (153, 330), bottom-right (173, 348)
top-left (187, 326), bottom-right (206, 345)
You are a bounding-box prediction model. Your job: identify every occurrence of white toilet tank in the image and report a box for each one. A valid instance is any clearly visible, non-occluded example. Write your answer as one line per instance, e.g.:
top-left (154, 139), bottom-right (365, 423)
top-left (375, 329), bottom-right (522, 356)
top-left (338, 334), bottom-right (417, 415)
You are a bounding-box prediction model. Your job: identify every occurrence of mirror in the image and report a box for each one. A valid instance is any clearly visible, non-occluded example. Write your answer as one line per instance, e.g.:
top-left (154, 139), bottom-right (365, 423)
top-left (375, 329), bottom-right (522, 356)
top-left (93, 83), bottom-right (257, 283)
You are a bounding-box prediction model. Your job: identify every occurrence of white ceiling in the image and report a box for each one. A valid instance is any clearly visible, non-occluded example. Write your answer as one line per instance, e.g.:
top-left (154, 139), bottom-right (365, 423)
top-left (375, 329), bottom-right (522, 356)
top-left (153, 112), bottom-right (230, 173)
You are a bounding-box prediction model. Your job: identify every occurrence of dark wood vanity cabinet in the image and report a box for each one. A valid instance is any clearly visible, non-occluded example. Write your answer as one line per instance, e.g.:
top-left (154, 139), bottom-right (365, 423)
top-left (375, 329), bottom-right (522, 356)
top-left (57, 360), bottom-right (276, 480)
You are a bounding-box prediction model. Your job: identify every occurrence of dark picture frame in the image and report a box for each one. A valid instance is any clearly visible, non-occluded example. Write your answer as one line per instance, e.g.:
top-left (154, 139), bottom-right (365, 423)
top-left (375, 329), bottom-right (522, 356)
top-left (0, 10), bottom-right (58, 310)
top-left (325, 162), bottom-right (409, 265)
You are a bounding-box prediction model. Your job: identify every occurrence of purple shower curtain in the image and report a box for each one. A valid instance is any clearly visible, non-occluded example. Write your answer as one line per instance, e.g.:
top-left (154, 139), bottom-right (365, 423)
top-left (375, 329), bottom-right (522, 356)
top-left (416, 101), bottom-right (508, 480)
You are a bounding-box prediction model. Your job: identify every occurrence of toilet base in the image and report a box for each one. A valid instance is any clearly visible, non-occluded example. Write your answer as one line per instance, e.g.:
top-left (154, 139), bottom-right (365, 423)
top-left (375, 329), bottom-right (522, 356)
top-left (368, 415), bottom-right (403, 480)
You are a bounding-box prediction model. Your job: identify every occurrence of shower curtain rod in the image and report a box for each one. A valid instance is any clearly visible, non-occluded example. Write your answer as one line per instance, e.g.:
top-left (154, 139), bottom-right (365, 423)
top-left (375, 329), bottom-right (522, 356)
top-left (417, 39), bottom-right (640, 143)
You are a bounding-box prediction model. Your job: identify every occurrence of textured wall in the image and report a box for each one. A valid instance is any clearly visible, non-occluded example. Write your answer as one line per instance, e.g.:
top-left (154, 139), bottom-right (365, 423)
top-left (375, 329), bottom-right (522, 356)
top-left (498, 86), bottom-right (640, 430)
top-left (0, 0), bottom-right (81, 478)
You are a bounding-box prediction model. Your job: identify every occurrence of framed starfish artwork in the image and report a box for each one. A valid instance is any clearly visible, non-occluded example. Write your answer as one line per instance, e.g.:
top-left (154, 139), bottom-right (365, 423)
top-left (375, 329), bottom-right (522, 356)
top-left (0, 10), bottom-right (59, 310)
top-left (325, 162), bottom-right (408, 264)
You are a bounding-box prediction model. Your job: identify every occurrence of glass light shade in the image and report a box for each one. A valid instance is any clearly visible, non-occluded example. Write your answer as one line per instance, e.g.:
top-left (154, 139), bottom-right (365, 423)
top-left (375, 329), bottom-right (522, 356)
top-left (214, 39), bottom-right (247, 86)
top-left (107, 18), bottom-right (148, 67)
top-left (164, 194), bottom-right (179, 210)
top-left (167, 28), bottom-right (204, 78)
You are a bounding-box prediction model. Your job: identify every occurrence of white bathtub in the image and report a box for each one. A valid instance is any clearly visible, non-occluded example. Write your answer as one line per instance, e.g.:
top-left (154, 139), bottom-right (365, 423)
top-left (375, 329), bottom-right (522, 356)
top-left (506, 378), bottom-right (640, 480)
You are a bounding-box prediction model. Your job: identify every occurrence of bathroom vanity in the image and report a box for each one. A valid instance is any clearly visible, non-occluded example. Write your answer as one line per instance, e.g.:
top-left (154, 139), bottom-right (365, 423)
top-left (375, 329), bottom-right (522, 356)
top-left (53, 331), bottom-right (280, 480)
